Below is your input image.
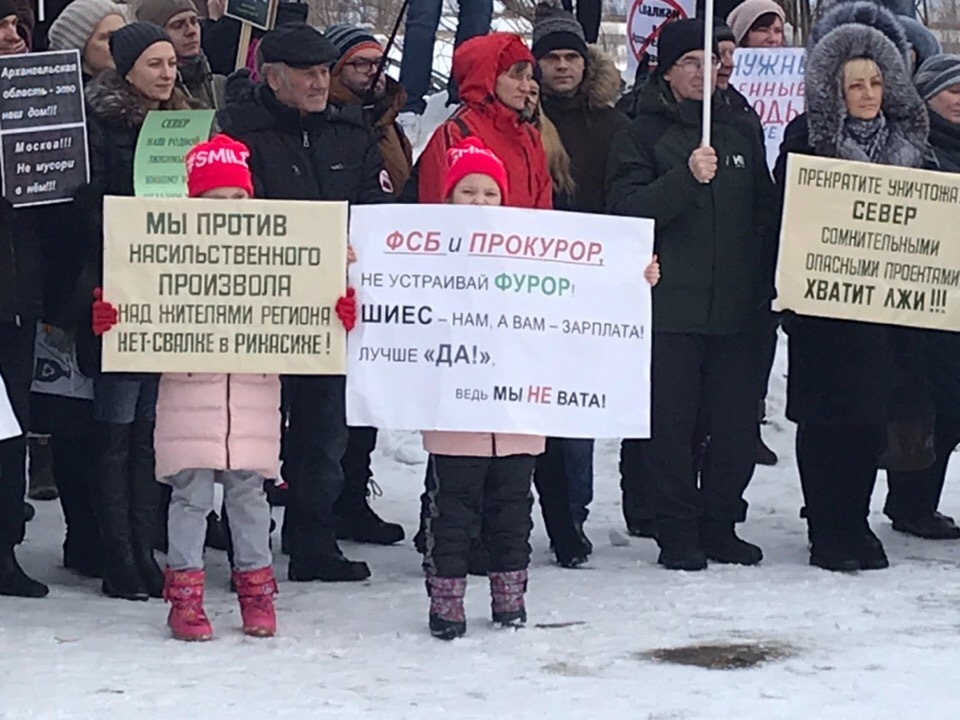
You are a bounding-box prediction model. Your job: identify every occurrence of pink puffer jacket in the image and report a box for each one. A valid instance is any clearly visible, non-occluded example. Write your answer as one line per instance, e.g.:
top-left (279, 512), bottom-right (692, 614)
top-left (421, 431), bottom-right (545, 458)
top-left (154, 373), bottom-right (281, 480)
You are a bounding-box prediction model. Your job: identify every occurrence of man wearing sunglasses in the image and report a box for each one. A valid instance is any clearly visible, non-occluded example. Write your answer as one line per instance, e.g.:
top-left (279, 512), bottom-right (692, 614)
top-left (324, 23), bottom-right (411, 549)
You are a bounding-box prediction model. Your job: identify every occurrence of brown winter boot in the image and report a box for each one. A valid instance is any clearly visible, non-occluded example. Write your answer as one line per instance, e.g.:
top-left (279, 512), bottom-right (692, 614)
top-left (28, 435), bottom-right (58, 501)
top-left (489, 570), bottom-right (528, 628)
top-left (163, 569), bottom-right (213, 642)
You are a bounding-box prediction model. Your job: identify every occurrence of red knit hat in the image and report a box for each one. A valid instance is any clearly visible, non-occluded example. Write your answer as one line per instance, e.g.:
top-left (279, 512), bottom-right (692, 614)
top-left (185, 134), bottom-right (254, 198)
top-left (443, 138), bottom-right (509, 203)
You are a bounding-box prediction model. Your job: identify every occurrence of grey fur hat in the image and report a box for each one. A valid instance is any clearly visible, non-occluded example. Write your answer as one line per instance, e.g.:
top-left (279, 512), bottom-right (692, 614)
top-left (810, 1), bottom-right (910, 65)
top-left (806, 22), bottom-right (928, 164)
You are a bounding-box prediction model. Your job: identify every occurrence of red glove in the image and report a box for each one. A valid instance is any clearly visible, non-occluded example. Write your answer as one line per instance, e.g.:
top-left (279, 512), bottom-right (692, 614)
top-left (92, 288), bottom-right (118, 336)
top-left (336, 287), bottom-right (357, 332)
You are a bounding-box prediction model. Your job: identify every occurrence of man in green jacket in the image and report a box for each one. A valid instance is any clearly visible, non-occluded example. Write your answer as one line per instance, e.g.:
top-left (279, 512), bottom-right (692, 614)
top-left (607, 18), bottom-right (776, 571)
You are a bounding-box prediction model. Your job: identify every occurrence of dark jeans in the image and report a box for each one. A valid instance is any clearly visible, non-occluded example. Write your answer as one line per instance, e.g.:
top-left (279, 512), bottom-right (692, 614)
top-left (885, 415), bottom-right (960, 521)
top-left (423, 453), bottom-right (534, 577)
top-left (797, 423), bottom-right (883, 537)
top-left (637, 332), bottom-right (758, 528)
top-left (560, 0), bottom-right (601, 43)
top-left (399, 0), bottom-right (493, 114)
top-left (93, 375), bottom-right (159, 424)
top-left (0, 322), bottom-right (35, 545)
top-left (280, 375), bottom-right (348, 561)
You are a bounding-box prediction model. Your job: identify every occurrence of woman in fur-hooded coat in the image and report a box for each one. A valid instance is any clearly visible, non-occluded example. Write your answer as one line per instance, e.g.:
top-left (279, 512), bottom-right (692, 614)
top-left (773, 17), bottom-right (932, 572)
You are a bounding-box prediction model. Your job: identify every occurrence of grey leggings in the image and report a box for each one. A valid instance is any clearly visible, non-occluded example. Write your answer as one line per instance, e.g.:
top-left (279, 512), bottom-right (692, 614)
top-left (166, 469), bottom-right (272, 571)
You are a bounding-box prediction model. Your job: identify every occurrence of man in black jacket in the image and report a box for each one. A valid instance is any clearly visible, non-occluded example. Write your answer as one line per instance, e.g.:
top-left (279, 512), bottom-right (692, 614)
top-left (218, 23), bottom-right (393, 583)
top-left (607, 19), bottom-right (776, 571)
top-left (532, 2), bottom-right (630, 567)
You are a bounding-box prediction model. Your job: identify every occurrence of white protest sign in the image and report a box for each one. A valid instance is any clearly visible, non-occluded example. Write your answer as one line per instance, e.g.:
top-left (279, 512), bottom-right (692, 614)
top-left (0, 374), bottom-right (21, 442)
top-left (729, 47), bottom-right (805, 169)
top-left (346, 205), bottom-right (653, 439)
top-left (625, 0), bottom-right (695, 79)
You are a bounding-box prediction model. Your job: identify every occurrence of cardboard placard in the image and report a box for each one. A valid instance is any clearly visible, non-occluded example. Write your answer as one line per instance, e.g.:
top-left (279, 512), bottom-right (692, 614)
top-left (102, 196), bottom-right (348, 374)
top-left (776, 154), bottom-right (960, 330)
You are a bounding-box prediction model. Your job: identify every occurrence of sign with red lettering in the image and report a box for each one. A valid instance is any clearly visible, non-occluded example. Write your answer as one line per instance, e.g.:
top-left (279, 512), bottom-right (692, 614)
top-left (346, 205), bottom-right (653, 438)
top-left (730, 48), bottom-right (805, 169)
top-left (625, 0), bottom-right (695, 78)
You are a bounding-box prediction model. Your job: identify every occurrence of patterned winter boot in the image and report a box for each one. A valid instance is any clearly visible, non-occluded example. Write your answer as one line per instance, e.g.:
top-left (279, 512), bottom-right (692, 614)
top-left (163, 569), bottom-right (213, 642)
top-left (489, 570), bottom-right (528, 628)
top-left (232, 567), bottom-right (278, 638)
top-left (425, 574), bottom-right (467, 640)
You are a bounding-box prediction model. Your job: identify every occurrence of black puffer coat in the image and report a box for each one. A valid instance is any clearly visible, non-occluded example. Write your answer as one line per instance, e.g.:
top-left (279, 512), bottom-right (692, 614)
top-left (0, 201), bottom-right (43, 326)
top-left (216, 77), bottom-right (391, 205)
top-left (71, 71), bottom-right (194, 375)
top-left (607, 75), bottom-right (777, 335)
top-left (774, 20), bottom-right (931, 426)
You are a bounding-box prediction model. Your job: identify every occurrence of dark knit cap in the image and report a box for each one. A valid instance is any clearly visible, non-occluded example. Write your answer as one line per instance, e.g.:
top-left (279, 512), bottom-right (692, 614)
top-left (656, 18), bottom-right (717, 75)
top-left (714, 20), bottom-right (736, 44)
top-left (0, 0), bottom-right (16, 19)
top-left (915, 53), bottom-right (960, 101)
top-left (110, 22), bottom-right (172, 77)
top-left (532, 1), bottom-right (587, 60)
top-left (259, 22), bottom-right (339, 68)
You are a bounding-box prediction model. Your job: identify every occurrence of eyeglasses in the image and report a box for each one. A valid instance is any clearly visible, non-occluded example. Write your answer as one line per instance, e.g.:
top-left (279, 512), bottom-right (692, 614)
top-left (676, 55), bottom-right (721, 72)
top-left (343, 57), bottom-right (384, 74)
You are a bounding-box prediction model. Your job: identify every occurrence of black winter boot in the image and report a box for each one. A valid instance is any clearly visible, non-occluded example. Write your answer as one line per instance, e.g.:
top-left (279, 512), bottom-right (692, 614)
top-left (856, 527), bottom-right (889, 571)
top-left (27, 435), bottom-right (58, 500)
top-left (656, 519), bottom-right (707, 571)
top-left (0, 543), bottom-right (48, 598)
top-left (129, 419), bottom-right (163, 598)
top-left (336, 426), bottom-right (404, 545)
top-left (55, 435), bottom-right (103, 578)
top-left (287, 525), bottom-right (370, 582)
top-left (808, 528), bottom-right (859, 573)
top-left (94, 422), bottom-right (148, 601)
top-left (701, 521), bottom-right (763, 565)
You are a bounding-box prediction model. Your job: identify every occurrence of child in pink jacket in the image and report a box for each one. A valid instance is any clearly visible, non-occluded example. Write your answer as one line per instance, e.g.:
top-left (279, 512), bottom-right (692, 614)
top-left (419, 139), bottom-right (660, 641)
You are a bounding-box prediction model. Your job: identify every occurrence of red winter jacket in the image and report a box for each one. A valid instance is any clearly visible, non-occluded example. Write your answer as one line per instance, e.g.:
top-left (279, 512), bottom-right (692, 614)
top-left (418, 33), bottom-right (552, 209)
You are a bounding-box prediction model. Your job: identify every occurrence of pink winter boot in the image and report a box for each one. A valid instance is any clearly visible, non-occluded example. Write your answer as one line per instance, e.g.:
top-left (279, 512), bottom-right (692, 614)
top-left (489, 569), bottom-right (528, 628)
top-left (163, 569), bottom-right (213, 641)
top-left (426, 574), bottom-right (467, 640)
top-left (232, 567), bottom-right (278, 637)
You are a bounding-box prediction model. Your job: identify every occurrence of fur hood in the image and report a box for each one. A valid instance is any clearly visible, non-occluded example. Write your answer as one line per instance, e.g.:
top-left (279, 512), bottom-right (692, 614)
top-left (806, 24), bottom-right (928, 163)
top-left (85, 70), bottom-right (195, 129)
top-left (579, 44), bottom-right (621, 108)
top-left (810, 1), bottom-right (911, 65)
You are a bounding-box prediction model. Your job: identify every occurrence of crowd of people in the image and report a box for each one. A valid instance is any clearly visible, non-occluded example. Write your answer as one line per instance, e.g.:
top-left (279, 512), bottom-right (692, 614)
top-left (1, 0), bottom-right (960, 642)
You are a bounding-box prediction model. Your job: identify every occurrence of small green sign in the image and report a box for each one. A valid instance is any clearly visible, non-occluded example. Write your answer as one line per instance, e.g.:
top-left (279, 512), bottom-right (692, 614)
top-left (133, 109), bottom-right (216, 198)
top-left (225, 0), bottom-right (278, 31)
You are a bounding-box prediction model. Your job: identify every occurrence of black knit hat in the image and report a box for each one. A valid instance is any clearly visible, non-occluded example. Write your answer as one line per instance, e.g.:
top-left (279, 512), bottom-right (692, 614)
top-left (656, 18), bottom-right (718, 75)
top-left (532, 1), bottom-right (588, 60)
top-left (259, 22), bottom-right (339, 68)
top-left (0, 0), bottom-right (17, 19)
top-left (110, 22), bottom-right (172, 77)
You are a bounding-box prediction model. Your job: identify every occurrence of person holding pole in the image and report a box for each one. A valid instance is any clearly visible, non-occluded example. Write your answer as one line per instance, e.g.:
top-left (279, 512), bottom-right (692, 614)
top-left (607, 18), bottom-right (776, 571)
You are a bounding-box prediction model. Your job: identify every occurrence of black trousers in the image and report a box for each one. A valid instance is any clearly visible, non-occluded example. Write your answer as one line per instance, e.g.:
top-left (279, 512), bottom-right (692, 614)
top-left (886, 415), bottom-right (960, 521)
top-left (797, 423), bottom-right (882, 537)
top-left (337, 425), bottom-right (378, 511)
top-left (533, 438), bottom-right (579, 556)
top-left (31, 394), bottom-right (101, 559)
top-left (635, 332), bottom-right (757, 527)
top-left (0, 323), bottom-right (34, 545)
top-left (280, 375), bottom-right (348, 561)
top-left (424, 454), bottom-right (534, 577)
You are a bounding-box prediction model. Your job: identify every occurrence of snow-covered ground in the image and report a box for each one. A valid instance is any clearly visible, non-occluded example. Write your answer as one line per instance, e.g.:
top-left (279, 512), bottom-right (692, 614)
top-left (5, 336), bottom-right (960, 719)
